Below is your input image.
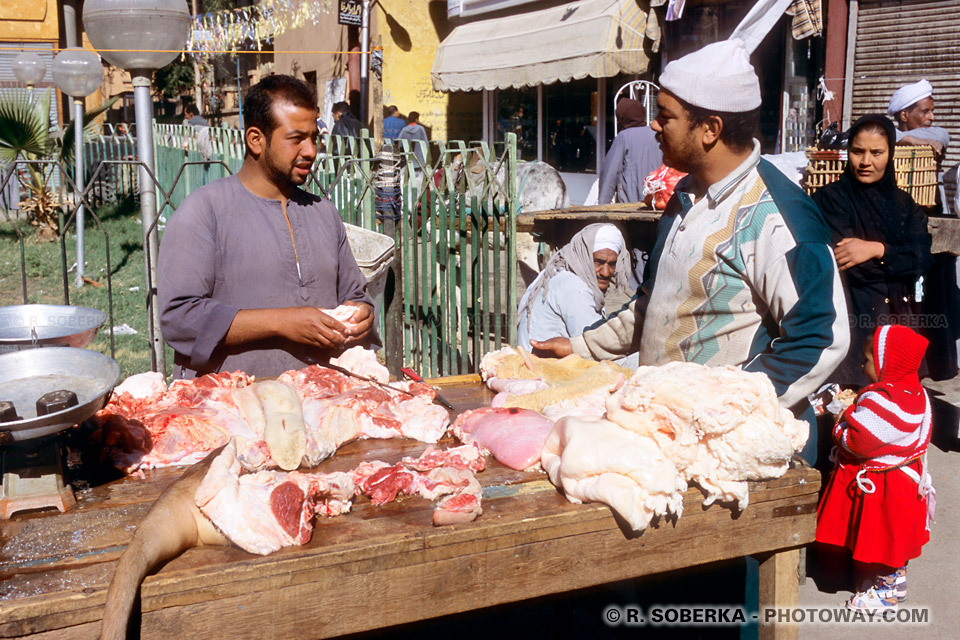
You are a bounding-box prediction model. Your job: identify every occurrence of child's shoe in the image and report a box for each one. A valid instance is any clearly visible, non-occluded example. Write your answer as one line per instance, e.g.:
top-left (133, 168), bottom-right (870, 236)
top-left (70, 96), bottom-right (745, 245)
top-left (873, 566), bottom-right (907, 603)
top-left (847, 587), bottom-right (899, 612)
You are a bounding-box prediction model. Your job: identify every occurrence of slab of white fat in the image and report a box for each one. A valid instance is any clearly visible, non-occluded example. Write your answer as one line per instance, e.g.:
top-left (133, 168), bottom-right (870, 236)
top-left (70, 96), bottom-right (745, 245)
top-left (253, 380), bottom-right (307, 471)
top-left (542, 416), bottom-right (684, 532)
top-left (605, 362), bottom-right (807, 508)
top-left (330, 344), bottom-right (389, 383)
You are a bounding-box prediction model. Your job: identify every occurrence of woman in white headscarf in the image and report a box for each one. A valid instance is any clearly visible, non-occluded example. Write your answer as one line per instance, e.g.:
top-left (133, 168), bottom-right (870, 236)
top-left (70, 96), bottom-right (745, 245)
top-left (517, 223), bottom-right (633, 351)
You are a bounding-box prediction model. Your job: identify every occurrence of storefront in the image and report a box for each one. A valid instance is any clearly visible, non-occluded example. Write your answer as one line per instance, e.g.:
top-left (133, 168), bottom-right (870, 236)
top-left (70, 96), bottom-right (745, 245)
top-left (434, 0), bottom-right (825, 202)
top-left (434, 0), bottom-right (659, 200)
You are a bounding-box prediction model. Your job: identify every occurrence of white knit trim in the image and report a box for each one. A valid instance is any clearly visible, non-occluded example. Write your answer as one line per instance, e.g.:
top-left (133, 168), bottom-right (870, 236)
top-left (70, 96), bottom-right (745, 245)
top-left (860, 390), bottom-right (926, 423)
top-left (876, 325), bottom-right (890, 371)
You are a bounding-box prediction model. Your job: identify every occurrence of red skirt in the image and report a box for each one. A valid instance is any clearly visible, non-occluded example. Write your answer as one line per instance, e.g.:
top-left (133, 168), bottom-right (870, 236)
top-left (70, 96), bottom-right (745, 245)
top-left (816, 458), bottom-right (930, 568)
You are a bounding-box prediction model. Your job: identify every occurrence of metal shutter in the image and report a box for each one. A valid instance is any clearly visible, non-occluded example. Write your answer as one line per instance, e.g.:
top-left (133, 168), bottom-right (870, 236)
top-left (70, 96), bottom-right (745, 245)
top-left (851, 0), bottom-right (960, 170)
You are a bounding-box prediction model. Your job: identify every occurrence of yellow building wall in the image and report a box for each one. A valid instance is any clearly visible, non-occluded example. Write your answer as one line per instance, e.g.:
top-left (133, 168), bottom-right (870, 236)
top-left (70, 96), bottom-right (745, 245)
top-left (0, 0), bottom-right (59, 41)
top-left (378, 0), bottom-right (481, 142)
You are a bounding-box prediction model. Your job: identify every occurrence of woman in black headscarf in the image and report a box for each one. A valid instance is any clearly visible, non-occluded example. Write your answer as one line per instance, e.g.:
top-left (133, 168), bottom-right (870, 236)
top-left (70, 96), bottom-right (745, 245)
top-left (812, 114), bottom-right (933, 385)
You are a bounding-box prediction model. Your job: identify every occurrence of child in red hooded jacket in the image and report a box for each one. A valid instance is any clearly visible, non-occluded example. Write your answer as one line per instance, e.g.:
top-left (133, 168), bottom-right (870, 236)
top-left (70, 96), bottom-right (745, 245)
top-left (817, 324), bottom-right (935, 611)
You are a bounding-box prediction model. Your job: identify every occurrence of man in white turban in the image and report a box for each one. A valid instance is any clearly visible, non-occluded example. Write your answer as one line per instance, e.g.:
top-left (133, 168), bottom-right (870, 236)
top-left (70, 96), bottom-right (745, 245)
top-left (532, 39), bottom-right (849, 463)
top-left (888, 79), bottom-right (950, 158)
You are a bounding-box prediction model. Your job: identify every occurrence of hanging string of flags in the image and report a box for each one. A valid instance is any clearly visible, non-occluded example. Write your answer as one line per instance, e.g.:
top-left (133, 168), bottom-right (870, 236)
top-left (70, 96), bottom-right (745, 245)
top-left (188, 0), bottom-right (331, 56)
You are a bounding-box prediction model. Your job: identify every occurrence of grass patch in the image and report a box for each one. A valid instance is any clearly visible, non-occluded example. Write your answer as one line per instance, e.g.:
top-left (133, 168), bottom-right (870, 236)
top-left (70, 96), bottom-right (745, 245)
top-left (1, 199), bottom-right (174, 380)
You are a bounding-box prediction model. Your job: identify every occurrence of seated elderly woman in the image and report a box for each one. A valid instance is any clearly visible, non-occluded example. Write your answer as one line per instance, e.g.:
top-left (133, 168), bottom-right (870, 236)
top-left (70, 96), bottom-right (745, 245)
top-left (812, 114), bottom-right (933, 386)
top-left (517, 223), bottom-right (633, 352)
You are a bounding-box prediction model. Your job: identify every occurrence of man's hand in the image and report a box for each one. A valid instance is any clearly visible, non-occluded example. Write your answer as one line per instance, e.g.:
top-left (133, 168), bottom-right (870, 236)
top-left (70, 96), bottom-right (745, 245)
top-left (341, 301), bottom-right (374, 343)
top-left (834, 238), bottom-right (885, 271)
top-left (528, 337), bottom-right (573, 358)
top-left (276, 307), bottom-right (348, 348)
top-left (899, 135), bottom-right (944, 158)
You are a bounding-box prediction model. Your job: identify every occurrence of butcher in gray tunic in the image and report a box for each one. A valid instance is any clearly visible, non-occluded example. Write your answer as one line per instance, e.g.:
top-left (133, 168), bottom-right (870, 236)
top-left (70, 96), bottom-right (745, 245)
top-left (159, 74), bottom-right (375, 379)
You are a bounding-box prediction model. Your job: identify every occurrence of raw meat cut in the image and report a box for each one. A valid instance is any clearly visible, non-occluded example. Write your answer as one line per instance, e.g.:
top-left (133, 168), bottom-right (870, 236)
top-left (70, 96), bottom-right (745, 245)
top-left (91, 362), bottom-right (451, 474)
top-left (606, 362), bottom-right (807, 508)
top-left (112, 371), bottom-right (166, 399)
top-left (452, 407), bottom-right (556, 470)
top-left (479, 346), bottom-right (630, 418)
top-left (253, 380), bottom-right (306, 471)
top-left (330, 344), bottom-right (389, 383)
top-left (195, 440), bottom-right (356, 555)
top-left (543, 362), bottom-right (809, 531)
top-left (542, 416), bottom-right (684, 531)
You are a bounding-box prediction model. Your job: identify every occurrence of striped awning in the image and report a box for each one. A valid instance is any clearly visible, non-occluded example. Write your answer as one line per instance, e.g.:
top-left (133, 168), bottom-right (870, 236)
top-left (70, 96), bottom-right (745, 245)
top-left (431, 0), bottom-right (651, 92)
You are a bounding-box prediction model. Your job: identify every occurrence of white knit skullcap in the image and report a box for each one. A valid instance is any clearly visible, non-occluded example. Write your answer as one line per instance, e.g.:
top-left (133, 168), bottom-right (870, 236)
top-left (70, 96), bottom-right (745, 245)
top-left (887, 80), bottom-right (933, 116)
top-left (593, 225), bottom-right (624, 255)
top-left (659, 39), bottom-right (761, 112)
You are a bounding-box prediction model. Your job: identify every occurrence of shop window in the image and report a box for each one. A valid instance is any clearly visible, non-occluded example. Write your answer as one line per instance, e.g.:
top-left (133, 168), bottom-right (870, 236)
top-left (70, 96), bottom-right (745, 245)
top-left (494, 88), bottom-right (537, 161)
top-left (543, 77), bottom-right (599, 173)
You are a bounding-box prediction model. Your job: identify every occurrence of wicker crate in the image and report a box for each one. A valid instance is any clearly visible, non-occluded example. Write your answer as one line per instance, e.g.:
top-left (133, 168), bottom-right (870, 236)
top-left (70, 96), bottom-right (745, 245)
top-left (803, 146), bottom-right (938, 206)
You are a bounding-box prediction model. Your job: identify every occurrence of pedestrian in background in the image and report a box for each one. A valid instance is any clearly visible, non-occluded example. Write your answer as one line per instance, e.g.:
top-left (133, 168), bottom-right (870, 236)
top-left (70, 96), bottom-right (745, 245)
top-left (597, 99), bottom-right (662, 204)
top-left (383, 105), bottom-right (405, 141)
top-left (331, 101), bottom-right (362, 138)
top-left (397, 111), bottom-right (429, 170)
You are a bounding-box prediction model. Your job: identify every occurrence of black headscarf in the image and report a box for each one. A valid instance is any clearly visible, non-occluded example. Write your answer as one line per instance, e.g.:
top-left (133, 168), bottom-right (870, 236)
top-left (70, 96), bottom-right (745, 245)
top-left (616, 99), bottom-right (646, 130)
top-left (813, 114), bottom-right (915, 247)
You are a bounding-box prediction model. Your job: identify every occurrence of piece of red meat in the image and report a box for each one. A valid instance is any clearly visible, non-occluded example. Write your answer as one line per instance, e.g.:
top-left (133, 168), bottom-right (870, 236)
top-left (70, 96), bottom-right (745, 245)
top-left (452, 407), bottom-right (555, 470)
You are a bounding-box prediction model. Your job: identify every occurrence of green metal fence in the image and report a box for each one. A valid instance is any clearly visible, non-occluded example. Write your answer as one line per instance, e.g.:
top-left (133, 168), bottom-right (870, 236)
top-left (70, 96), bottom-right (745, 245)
top-left (150, 124), bottom-right (518, 376)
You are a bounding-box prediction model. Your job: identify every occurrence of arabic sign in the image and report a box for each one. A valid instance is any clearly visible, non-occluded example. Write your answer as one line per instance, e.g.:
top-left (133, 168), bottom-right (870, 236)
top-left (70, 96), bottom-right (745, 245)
top-left (338, 0), bottom-right (362, 26)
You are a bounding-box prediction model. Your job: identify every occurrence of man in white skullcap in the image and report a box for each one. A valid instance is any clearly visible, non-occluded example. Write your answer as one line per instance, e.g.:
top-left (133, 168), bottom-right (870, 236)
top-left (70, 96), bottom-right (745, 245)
top-left (533, 39), bottom-right (848, 463)
top-left (517, 223), bottom-right (633, 354)
top-left (888, 79), bottom-right (950, 158)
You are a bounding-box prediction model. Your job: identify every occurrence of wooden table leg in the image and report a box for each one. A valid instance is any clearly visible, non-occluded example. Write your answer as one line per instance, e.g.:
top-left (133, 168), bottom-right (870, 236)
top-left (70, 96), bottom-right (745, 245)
top-left (758, 548), bottom-right (800, 640)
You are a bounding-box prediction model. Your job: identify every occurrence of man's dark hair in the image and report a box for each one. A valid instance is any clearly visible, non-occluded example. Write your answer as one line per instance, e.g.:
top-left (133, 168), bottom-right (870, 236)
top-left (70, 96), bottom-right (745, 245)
top-left (332, 101), bottom-right (352, 116)
top-left (184, 103), bottom-right (199, 117)
top-left (242, 74), bottom-right (317, 139)
top-left (408, 111), bottom-right (420, 124)
top-left (677, 96), bottom-right (759, 153)
top-left (387, 105), bottom-right (399, 116)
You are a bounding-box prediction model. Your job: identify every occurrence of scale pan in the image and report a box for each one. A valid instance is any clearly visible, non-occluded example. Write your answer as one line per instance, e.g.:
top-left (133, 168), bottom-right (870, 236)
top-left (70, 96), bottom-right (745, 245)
top-left (0, 304), bottom-right (107, 354)
top-left (0, 347), bottom-right (120, 443)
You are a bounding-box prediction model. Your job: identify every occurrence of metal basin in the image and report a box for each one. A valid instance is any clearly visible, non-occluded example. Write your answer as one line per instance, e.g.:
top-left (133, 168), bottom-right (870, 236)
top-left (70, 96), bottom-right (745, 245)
top-left (0, 304), bottom-right (107, 354)
top-left (0, 347), bottom-right (120, 442)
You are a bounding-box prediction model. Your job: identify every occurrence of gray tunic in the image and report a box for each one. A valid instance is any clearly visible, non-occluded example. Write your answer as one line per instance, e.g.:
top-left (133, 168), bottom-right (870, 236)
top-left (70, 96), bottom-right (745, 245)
top-left (598, 126), bottom-right (662, 205)
top-left (158, 175), bottom-right (373, 379)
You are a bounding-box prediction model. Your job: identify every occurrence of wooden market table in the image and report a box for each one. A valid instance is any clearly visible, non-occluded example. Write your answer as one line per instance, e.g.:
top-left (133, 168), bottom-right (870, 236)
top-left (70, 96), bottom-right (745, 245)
top-left (518, 203), bottom-right (960, 255)
top-left (0, 376), bottom-right (820, 640)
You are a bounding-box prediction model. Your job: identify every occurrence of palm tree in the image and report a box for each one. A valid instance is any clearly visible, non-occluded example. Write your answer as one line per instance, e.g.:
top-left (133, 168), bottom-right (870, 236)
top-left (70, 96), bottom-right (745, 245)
top-left (0, 88), bottom-right (115, 240)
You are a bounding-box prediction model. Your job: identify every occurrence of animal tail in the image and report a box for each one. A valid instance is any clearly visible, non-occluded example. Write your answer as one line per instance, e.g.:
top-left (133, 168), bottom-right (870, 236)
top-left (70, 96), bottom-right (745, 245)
top-left (100, 454), bottom-right (225, 640)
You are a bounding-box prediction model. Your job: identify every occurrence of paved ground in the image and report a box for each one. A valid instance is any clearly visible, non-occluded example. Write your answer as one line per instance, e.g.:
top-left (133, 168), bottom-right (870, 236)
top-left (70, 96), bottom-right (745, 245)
top-left (796, 376), bottom-right (960, 639)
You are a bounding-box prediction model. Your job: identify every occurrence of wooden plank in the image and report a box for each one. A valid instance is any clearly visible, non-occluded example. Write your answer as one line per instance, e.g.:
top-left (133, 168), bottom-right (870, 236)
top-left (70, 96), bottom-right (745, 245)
top-left (757, 548), bottom-right (801, 640)
top-left (1, 489), bottom-right (817, 638)
top-left (517, 205), bottom-right (661, 233)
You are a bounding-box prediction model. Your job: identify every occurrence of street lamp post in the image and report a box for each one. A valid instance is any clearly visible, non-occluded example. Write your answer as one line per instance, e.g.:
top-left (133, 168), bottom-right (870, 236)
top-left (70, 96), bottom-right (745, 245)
top-left (83, 0), bottom-right (191, 374)
top-left (12, 52), bottom-right (47, 90)
top-left (52, 48), bottom-right (102, 289)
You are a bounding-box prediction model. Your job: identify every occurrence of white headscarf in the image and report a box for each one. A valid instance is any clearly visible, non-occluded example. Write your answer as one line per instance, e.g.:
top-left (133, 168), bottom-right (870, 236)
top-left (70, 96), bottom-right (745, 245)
top-left (888, 80), bottom-right (933, 117)
top-left (593, 225), bottom-right (624, 254)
